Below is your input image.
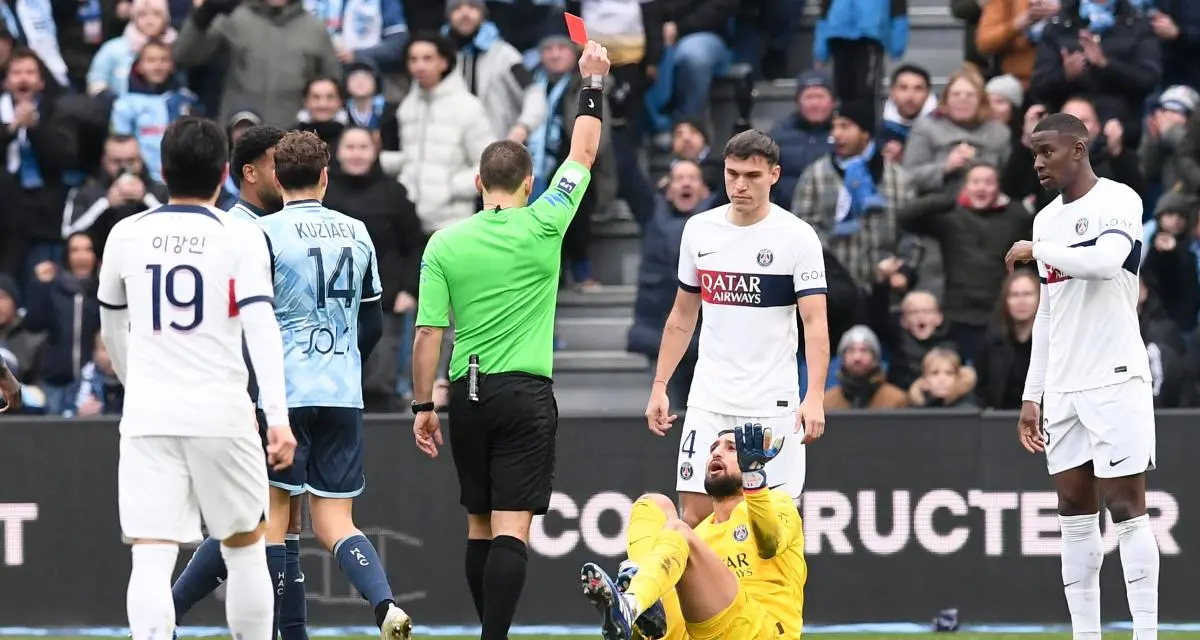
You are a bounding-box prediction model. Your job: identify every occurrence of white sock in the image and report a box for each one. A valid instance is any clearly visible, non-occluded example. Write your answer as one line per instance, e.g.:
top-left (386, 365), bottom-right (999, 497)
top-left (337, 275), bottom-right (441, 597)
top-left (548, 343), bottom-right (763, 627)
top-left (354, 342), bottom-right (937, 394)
top-left (127, 544), bottom-right (179, 640)
top-left (221, 539), bottom-right (274, 640)
top-left (1059, 514), bottom-right (1103, 640)
top-left (1116, 515), bottom-right (1159, 640)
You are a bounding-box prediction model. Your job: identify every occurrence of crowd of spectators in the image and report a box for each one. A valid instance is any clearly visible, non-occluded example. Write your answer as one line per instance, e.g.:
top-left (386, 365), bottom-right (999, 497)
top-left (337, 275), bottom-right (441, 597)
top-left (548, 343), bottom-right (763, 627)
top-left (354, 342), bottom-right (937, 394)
top-left (2, 0), bottom-right (1200, 416)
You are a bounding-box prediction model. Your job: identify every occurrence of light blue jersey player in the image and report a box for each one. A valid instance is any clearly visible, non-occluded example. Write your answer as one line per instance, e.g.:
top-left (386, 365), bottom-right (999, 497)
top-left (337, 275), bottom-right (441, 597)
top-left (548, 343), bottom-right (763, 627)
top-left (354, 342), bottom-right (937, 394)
top-left (254, 131), bottom-right (409, 640)
top-left (258, 199), bottom-right (381, 411)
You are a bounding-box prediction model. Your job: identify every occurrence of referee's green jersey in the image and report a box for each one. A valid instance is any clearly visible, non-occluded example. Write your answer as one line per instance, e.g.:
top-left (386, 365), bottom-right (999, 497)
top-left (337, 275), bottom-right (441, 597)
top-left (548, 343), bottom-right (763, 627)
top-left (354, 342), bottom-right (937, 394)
top-left (416, 160), bottom-right (592, 381)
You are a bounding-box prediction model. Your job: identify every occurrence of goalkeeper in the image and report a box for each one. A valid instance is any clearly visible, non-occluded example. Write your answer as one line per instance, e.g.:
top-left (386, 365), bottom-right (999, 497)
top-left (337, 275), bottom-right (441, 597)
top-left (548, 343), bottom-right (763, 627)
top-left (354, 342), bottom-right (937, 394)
top-left (579, 424), bottom-right (808, 640)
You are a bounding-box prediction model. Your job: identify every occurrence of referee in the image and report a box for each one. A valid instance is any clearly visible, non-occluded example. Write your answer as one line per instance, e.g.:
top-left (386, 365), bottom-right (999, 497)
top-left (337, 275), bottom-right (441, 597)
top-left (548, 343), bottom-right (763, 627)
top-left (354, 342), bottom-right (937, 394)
top-left (411, 40), bottom-right (611, 640)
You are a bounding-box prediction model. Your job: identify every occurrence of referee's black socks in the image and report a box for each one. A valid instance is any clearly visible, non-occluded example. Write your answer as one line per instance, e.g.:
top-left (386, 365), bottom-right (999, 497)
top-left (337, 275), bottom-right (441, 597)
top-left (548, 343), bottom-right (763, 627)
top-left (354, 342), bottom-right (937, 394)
top-left (465, 538), bottom-right (492, 621)
top-left (481, 535), bottom-right (529, 640)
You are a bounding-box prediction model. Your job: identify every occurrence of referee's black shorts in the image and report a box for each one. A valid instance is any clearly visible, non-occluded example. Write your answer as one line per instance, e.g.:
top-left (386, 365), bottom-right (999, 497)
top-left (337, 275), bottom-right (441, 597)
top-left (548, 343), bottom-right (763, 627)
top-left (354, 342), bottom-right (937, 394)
top-left (448, 372), bottom-right (558, 515)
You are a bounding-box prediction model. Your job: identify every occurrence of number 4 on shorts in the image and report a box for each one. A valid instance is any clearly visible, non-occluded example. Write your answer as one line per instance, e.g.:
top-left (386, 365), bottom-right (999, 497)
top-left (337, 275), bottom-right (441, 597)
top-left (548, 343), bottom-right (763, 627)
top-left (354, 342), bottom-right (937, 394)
top-left (681, 430), bottom-right (696, 458)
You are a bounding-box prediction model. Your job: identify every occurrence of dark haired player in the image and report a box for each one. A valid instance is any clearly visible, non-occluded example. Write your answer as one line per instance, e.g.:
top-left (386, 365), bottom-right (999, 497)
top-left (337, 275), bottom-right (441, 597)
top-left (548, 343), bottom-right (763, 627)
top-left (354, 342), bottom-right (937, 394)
top-left (170, 124), bottom-right (311, 640)
top-left (1005, 112), bottom-right (1158, 640)
top-left (256, 131), bottom-right (410, 640)
top-left (227, 125), bottom-right (287, 221)
top-left (410, 39), bottom-right (608, 640)
top-left (646, 128), bottom-right (830, 528)
top-left (97, 116), bottom-right (296, 640)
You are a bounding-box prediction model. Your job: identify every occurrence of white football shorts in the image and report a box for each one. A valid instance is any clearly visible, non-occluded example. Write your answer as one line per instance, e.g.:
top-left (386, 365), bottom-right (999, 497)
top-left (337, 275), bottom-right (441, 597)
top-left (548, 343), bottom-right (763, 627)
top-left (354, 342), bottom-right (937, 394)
top-left (119, 433), bottom-right (269, 543)
top-left (674, 407), bottom-right (806, 498)
top-left (1042, 377), bottom-right (1156, 478)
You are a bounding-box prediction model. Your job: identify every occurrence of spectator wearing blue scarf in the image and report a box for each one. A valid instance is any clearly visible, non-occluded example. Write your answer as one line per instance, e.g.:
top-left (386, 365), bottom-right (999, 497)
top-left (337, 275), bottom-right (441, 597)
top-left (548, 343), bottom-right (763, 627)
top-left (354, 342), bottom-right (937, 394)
top-left (344, 60), bottom-right (399, 150)
top-left (792, 99), bottom-right (915, 290)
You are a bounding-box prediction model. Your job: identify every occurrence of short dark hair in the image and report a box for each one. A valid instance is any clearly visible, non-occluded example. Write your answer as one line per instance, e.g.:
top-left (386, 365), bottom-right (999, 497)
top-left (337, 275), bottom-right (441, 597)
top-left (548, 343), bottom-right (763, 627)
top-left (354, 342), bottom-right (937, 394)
top-left (722, 130), bottom-right (780, 166)
top-left (890, 63), bottom-right (931, 88)
top-left (405, 32), bottom-right (457, 79)
top-left (303, 76), bottom-right (342, 100)
top-left (8, 46), bottom-right (40, 70)
top-left (1033, 112), bottom-right (1090, 143)
top-left (161, 117), bottom-right (228, 199)
top-left (478, 140), bottom-right (533, 193)
top-left (273, 130), bottom-right (330, 190)
top-left (230, 125), bottom-right (285, 188)
top-left (106, 133), bottom-right (137, 146)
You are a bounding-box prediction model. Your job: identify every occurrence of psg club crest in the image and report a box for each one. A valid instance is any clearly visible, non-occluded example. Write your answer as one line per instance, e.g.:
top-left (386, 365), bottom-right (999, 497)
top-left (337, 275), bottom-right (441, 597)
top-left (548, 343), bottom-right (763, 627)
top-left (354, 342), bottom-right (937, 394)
top-left (1075, 217), bottom-right (1089, 235)
top-left (679, 462), bottom-right (693, 480)
top-left (733, 524), bottom-right (749, 542)
top-left (757, 249), bottom-right (774, 267)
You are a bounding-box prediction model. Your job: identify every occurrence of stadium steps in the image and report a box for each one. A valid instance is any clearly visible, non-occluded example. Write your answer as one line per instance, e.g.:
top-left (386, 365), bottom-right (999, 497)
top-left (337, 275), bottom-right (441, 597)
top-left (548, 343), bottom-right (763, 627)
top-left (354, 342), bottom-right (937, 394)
top-left (553, 285), bottom-right (647, 389)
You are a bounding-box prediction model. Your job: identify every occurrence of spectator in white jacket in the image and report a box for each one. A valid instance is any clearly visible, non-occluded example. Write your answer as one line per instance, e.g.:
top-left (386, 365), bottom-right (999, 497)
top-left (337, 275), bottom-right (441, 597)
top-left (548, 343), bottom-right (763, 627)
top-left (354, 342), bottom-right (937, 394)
top-left (385, 32), bottom-right (492, 231)
top-left (445, 0), bottom-right (546, 143)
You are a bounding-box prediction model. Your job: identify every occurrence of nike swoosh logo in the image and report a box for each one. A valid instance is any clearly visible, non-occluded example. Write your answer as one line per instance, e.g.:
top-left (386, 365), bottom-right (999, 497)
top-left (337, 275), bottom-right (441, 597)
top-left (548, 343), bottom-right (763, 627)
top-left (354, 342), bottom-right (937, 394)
top-left (1127, 575), bottom-right (1147, 584)
top-left (1063, 580), bottom-right (1080, 588)
top-left (1110, 456), bottom-right (1130, 466)
top-left (768, 483), bottom-right (785, 491)
top-left (587, 98), bottom-right (595, 108)
top-left (698, 251), bottom-right (718, 258)
top-left (294, 575), bottom-right (305, 583)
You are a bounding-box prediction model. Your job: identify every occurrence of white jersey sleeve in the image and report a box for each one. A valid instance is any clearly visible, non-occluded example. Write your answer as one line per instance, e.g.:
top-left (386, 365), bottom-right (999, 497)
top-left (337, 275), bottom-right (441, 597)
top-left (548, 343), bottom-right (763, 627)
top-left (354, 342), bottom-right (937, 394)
top-left (234, 228), bottom-right (276, 307)
top-left (677, 219), bottom-right (700, 292)
top-left (792, 222), bottom-right (827, 296)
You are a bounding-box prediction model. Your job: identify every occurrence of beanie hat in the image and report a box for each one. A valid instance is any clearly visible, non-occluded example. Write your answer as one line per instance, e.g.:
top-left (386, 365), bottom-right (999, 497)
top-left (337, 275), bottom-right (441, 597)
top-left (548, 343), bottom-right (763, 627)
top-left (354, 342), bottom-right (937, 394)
top-left (832, 100), bottom-right (876, 135)
top-left (795, 68), bottom-right (833, 98)
top-left (446, 0), bottom-right (486, 18)
top-left (837, 325), bottom-right (882, 361)
top-left (985, 74), bottom-right (1024, 108)
top-left (1158, 84), bottom-right (1198, 117)
top-left (539, 14), bottom-right (574, 49)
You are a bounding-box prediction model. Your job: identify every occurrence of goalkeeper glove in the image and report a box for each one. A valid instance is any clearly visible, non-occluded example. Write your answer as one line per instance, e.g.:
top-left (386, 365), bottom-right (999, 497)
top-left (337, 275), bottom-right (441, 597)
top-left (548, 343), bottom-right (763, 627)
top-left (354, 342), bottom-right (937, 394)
top-left (734, 422), bottom-right (784, 491)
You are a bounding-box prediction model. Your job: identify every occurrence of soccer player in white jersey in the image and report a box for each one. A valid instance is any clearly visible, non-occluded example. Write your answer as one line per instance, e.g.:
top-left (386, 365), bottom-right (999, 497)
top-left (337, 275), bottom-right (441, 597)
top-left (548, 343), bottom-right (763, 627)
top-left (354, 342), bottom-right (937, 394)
top-left (97, 117), bottom-right (297, 640)
top-left (645, 129), bottom-right (830, 527)
top-left (1005, 112), bottom-right (1158, 640)
top-left (171, 124), bottom-right (312, 640)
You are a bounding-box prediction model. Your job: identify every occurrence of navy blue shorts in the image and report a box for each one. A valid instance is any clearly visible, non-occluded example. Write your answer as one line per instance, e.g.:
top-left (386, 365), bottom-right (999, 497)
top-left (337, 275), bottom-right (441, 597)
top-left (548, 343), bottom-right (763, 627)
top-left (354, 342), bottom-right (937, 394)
top-left (259, 407), bottom-right (365, 498)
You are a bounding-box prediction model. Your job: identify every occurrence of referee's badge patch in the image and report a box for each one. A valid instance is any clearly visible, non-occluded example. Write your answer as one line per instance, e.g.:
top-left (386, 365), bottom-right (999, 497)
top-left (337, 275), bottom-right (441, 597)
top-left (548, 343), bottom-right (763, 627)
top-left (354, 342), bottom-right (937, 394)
top-left (679, 462), bottom-right (693, 480)
top-left (1075, 217), bottom-right (1088, 235)
top-left (558, 169), bottom-right (583, 195)
top-left (733, 524), bottom-right (749, 542)
top-left (757, 249), bottom-right (774, 267)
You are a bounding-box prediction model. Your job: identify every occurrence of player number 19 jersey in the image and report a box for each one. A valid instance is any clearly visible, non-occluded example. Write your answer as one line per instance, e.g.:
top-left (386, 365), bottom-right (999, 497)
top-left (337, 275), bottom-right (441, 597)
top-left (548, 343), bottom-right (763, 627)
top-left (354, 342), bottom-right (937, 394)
top-left (97, 205), bottom-right (275, 437)
top-left (677, 204), bottom-right (827, 416)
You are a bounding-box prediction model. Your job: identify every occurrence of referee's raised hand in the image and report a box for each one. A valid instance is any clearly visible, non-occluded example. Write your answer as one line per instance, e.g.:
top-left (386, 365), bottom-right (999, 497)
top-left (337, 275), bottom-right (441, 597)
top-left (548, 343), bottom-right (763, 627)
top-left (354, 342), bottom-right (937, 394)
top-left (578, 40), bottom-right (611, 78)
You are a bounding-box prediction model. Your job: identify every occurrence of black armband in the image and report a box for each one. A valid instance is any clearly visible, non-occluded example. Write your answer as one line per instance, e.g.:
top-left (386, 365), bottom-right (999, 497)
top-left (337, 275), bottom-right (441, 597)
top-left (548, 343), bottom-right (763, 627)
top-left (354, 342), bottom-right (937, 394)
top-left (578, 87), bottom-right (603, 121)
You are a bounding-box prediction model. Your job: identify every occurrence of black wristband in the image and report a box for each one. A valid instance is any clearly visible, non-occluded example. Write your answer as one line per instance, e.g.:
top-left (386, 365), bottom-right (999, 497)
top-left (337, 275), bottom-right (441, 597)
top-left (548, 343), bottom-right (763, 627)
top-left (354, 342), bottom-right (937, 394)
top-left (578, 88), bottom-right (603, 121)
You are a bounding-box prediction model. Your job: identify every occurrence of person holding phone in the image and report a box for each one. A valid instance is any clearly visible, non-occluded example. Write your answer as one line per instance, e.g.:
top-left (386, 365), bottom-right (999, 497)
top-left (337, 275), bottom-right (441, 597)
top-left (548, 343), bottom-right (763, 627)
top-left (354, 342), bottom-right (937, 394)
top-left (1029, 0), bottom-right (1162, 148)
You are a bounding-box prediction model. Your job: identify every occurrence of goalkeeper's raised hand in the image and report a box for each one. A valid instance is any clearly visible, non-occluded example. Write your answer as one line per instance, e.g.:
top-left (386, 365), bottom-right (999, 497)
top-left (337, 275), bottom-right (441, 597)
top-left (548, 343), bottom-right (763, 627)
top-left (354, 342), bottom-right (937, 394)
top-left (734, 423), bottom-right (784, 491)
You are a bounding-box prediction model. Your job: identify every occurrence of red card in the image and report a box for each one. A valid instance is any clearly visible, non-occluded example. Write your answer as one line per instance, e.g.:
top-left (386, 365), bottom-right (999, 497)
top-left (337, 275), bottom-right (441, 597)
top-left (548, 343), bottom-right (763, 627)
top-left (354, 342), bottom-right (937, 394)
top-left (564, 12), bottom-right (588, 46)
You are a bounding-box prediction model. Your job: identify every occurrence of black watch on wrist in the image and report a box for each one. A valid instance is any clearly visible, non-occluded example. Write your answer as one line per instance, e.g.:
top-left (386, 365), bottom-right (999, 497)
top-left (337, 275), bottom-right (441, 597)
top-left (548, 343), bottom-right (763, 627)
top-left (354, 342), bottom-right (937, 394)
top-left (411, 401), bottom-right (435, 415)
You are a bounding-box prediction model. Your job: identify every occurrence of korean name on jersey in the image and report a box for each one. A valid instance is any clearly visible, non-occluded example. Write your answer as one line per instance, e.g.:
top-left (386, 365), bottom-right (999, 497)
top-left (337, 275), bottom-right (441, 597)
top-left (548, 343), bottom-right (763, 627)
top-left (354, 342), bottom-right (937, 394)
top-left (1034, 177), bottom-right (1150, 393)
top-left (677, 204), bottom-right (827, 417)
top-left (97, 205), bottom-right (275, 437)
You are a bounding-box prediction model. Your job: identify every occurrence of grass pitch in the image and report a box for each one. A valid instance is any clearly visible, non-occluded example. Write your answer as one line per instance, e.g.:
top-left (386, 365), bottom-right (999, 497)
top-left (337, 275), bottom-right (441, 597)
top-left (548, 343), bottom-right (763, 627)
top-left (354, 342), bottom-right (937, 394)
top-left (11, 629), bottom-right (1200, 633)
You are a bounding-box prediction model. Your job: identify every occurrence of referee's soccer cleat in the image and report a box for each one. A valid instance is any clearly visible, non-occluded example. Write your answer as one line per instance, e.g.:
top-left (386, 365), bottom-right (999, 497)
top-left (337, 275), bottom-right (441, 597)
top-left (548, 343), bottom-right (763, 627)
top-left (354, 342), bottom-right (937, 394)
top-left (615, 560), bottom-right (667, 639)
top-left (379, 603), bottom-right (413, 640)
top-left (581, 562), bottom-right (636, 640)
